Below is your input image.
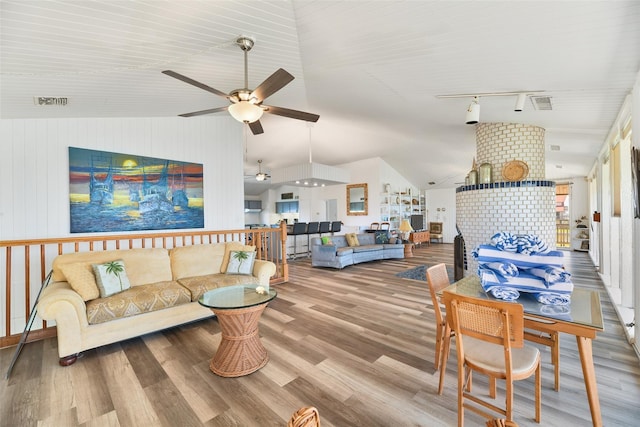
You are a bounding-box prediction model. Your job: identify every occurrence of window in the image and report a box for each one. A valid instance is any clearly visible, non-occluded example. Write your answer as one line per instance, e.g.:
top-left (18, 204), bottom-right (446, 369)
top-left (612, 141), bottom-right (621, 217)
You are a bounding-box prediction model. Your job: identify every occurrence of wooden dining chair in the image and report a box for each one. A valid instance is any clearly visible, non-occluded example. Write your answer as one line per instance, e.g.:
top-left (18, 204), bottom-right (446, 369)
top-left (370, 222), bottom-right (380, 230)
top-left (443, 291), bottom-right (541, 426)
top-left (380, 221), bottom-right (391, 230)
top-left (486, 419), bottom-right (519, 427)
top-left (426, 263), bottom-right (454, 395)
top-left (288, 406), bottom-right (321, 427)
top-left (524, 323), bottom-right (560, 391)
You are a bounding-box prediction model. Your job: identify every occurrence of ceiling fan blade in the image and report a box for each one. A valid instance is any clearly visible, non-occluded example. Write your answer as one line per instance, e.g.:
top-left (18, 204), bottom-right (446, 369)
top-left (162, 70), bottom-right (229, 99)
top-left (248, 120), bottom-right (264, 135)
top-left (251, 68), bottom-right (294, 102)
top-left (262, 105), bottom-right (320, 122)
top-left (179, 106), bottom-right (228, 117)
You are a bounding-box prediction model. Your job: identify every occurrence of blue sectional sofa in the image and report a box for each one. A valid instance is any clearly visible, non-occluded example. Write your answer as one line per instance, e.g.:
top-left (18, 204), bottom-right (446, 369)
top-left (310, 232), bottom-right (404, 269)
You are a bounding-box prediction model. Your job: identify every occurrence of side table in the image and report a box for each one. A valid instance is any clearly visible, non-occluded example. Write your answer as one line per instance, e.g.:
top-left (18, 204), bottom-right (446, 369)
top-left (410, 230), bottom-right (431, 247)
top-left (404, 243), bottom-right (415, 258)
top-left (199, 285), bottom-right (277, 377)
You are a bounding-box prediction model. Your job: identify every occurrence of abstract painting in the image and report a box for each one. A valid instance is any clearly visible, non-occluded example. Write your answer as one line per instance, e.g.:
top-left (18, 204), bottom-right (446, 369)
top-left (69, 147), bottom-right (204, 233)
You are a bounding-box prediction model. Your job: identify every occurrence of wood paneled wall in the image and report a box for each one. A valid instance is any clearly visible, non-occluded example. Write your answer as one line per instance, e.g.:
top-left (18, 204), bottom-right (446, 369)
top-left (0, 116), bottom-right (251, 345)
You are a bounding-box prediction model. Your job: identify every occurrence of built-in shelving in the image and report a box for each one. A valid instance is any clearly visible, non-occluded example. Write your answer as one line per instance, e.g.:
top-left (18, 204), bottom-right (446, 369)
top-left (380, 188), bottom-right (424, 230)
top-left (573, 222), bottom-right (590, 252)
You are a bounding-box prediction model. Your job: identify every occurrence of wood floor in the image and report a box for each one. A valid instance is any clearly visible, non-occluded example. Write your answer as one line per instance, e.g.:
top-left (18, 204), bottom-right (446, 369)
top-left (2, 244), bottom-right (640, 426)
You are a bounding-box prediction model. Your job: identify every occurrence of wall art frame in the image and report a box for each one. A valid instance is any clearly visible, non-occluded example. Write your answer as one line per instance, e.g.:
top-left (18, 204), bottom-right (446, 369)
top-left (69, 147), bottom-right (204, 233)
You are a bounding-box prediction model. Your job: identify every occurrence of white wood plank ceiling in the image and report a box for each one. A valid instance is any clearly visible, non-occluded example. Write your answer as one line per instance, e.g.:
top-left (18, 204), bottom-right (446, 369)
top-left (2, 1), bottom-right (639, 193)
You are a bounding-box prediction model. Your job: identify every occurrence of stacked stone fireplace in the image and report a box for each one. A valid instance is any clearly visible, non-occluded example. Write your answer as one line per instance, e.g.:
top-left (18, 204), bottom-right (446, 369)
top-left (456, 122), bottom-right (556, 275)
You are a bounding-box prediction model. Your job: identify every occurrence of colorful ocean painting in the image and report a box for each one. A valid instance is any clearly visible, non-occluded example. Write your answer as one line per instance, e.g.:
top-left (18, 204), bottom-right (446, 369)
top-left (69, 147), bottom-right (204, 233)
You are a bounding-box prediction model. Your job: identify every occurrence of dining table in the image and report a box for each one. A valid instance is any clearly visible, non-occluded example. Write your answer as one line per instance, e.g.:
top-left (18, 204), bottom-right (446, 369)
top-left (442, 275), bottom-right (605, 427)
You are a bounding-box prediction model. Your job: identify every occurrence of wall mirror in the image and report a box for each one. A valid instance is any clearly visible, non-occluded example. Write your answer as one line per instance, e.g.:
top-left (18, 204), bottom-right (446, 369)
top-left (346, 183), bottom-right (368, 216)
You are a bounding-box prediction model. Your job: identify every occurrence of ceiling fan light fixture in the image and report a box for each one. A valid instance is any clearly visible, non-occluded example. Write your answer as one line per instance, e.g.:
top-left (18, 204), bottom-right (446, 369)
top-left (465, 97), bottom-right (480, 124)
top-left (228, 101), bottom-right (263, 123)
top-left (255, 173), bottom-right (267, 181)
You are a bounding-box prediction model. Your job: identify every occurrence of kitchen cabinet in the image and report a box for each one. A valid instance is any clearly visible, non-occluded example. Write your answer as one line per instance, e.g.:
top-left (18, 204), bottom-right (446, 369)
top-left (275, 201), bottom-right (299, 213)
top-left (244, 200), bottom-right (262, 211)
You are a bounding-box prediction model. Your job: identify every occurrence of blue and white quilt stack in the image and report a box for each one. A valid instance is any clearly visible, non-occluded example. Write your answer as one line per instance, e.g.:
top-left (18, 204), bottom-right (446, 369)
top-left (472, 232), bottom-right (573, 305)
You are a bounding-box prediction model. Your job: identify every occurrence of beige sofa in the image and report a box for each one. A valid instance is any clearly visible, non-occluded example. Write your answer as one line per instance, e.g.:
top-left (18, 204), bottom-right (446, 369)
top-left (37, 242), bottom-right (276, 365)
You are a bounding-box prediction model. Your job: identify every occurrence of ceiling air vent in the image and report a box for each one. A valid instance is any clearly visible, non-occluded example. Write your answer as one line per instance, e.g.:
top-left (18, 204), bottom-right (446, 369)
top-left (33, 97), bottom-right (68, 106)
top-left (530, 96), bottom-right (552, 111)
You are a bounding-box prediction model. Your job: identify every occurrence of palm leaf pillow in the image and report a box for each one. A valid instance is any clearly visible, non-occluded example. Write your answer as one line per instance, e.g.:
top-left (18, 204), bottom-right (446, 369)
top-left (225, 250), bottom-right (257, 275)
top-left (92, 260), bottom-right (132, 297)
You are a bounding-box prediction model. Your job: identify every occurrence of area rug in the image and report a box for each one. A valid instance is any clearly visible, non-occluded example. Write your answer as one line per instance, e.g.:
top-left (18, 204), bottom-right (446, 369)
top-left (395, 264), bottom-right (455, 283)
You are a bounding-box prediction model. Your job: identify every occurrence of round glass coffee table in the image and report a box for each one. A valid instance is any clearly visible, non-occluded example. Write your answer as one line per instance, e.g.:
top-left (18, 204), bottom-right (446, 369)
top-left (198, 285), bottom-right (277, 377)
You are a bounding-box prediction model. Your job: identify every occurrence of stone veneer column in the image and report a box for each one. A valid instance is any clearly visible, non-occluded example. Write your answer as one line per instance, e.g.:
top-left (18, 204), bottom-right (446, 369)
top-left (456, 123), bottom-right (556, 275)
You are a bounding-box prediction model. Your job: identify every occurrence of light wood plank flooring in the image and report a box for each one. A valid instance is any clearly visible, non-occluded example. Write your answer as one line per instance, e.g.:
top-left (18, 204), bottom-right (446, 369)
top-left (1, 244), bottom-right (639, 426)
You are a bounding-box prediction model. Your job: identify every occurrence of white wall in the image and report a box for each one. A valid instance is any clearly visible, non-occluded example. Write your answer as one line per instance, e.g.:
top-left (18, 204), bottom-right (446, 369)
top-left (425, 187), bottom-right (457, 242)
top-left (254, 157), bottom-right (419, 232)
top-left (0, 116), bottom-right (245, 240)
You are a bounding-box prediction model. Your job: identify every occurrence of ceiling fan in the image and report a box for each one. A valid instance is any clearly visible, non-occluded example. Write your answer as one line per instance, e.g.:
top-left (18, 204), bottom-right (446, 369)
top-left (245, 159), bottom-right (271, 181)
top-left (162, 36), bottom-right (319, 135)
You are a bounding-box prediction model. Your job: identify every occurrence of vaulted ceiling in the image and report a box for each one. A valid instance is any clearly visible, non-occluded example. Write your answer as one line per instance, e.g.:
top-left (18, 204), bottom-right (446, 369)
top-left (2, 1), bottom-right (639, 195)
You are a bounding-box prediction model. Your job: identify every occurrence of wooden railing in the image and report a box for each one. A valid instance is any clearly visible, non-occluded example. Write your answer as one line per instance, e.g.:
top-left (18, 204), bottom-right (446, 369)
top-left (556, 224), bottom-right (571, 248)
top-left (0, 223), bottom-right (288, 349)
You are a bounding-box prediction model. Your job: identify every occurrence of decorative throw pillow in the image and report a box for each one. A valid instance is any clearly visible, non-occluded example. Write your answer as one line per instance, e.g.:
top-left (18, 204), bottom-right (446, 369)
top-left (345, 233), bottom-right (360, 247)
top-left (221, 243), bottom-right (256, 273)
top-left (374, 231), bottom-right (389, 244)
top-left (225, 250), bottom-right (256, 275)
top-left (92, 260), bottom-right (132, 298)
top-left (321, 236), bottom-right (333, 245)
top-left (59, 262), bottom-right (100, 301)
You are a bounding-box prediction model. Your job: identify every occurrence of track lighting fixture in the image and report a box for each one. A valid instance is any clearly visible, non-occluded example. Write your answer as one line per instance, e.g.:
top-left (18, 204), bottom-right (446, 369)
top-left (465, 97), bottom-right (480, 125)
top-left (514, 93), bottom-right (527, 112)
top-left (437, 90), bottom-right (544, 123)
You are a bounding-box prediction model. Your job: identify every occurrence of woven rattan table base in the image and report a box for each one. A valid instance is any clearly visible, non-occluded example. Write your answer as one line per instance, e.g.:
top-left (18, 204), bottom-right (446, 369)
top-left (209, 303), bottom-right (269, 377)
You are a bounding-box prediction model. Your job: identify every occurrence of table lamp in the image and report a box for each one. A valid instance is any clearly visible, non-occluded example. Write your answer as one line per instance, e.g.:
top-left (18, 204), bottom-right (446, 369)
top-left (399, 219), bottom-right (414, 242)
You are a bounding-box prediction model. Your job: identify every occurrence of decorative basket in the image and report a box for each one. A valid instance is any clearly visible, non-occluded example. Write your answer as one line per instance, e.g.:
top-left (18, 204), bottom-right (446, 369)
top-left (502, 160), bottom-right (529, 182)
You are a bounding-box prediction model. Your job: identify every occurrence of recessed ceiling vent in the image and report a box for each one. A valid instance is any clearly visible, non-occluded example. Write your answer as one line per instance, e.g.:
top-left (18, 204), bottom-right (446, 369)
top-left (530, 96), bottom-right (552, 110)
top-left (33, 97), bottom-right (68, 106)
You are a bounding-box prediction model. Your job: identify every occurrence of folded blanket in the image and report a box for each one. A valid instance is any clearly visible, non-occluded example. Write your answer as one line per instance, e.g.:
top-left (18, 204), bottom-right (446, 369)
top-left (480, 268), bottom-right (573, 293)
top-left (533, 292), bottom-right (571, 306)
top-left (490, 232), bottom-right (519, 252)
top-left (474, 244), bottom-right (565, 269)
top-left (483, 261), bottom-right (519, 277)
top-left (486, 286), bottom-right (520, 301)
top-left (516, 234), bottom-right (550, 255)
top-left (528, 266), bottom-right (571, 286)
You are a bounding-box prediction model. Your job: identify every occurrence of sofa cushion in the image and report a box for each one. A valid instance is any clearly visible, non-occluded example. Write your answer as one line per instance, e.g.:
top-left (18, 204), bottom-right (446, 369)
top-left (178, 274), bottom-right (260, 301)
top-left (170, 244), bottom-right (227, 279)
top-left (345, 233), bottom-right (360, 247)
top-left (92, 260), bottom-right (132, 298)
top-left (336, 247), bottom-right (354, 256)
top-left (86, 280), bottom-right (191, 324)
top-left (374, 231), bottom-right (390, 244)
top-left (356, 233), bottom-right (375, 245)
top-left (59, 262), bottom-right (100, 301)
top-left (352, 245), bottom-right (383, 253)
top-left (221, 243), bottom-right (256, 273)
top-left (52, 248), bottom-right (172, 287)
top-left (225, 250), bottom-right (256, 275)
